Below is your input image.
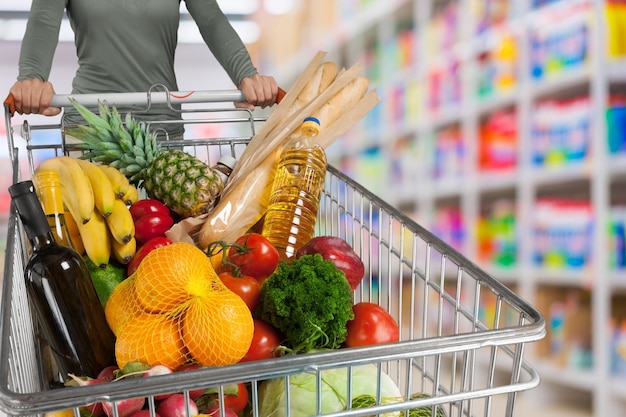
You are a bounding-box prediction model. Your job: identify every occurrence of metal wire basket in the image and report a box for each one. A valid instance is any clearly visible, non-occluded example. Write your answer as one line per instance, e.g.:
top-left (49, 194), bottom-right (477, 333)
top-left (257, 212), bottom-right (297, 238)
top-left (1, 91), bottom-right (545, 417)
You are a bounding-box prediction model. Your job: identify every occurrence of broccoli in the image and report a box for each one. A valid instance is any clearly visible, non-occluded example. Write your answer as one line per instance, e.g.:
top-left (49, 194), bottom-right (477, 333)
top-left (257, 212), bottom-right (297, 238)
top-left (257, 253), bottom-right (354, 353)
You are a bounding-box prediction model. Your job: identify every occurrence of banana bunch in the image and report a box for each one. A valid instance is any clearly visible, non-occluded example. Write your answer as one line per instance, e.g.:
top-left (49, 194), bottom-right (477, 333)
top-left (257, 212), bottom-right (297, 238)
top-left (34, 156), bottom-right (139, 268)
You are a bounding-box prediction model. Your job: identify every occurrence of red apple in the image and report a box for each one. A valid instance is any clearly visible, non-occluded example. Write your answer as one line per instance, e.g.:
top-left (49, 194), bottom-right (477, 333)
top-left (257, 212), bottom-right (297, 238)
top-left (295, 236), bottom-right (365, 290)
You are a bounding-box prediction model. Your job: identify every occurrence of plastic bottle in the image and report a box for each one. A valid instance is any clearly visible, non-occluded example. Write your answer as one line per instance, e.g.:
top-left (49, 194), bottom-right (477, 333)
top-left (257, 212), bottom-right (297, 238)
top-left (8, 180), bottom-right (116, 383)
top-left (213, 154), bottom-right (237, 187)
top-left (262, 117), bottom-right (326, 260)
top-left (34, 170), bottom-right (75, 250)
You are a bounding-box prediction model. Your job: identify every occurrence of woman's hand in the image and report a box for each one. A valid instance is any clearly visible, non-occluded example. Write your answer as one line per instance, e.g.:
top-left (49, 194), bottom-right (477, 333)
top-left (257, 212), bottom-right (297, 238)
top-left (236, 74), bottom-right (279, 110)
top-left (9, 79), bottom-right (61, 116)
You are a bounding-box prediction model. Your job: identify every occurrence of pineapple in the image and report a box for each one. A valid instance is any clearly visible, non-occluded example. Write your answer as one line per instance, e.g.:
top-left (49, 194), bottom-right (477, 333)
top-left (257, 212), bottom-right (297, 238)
top-left (66, 99), bottom-right (225, 218)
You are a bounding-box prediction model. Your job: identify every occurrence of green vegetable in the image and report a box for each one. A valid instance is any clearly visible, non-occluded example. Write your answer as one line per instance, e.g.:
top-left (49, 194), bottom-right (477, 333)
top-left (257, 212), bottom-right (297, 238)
top-left (406, 393), bottom-right (447, 417)
top-left (258, 364), bottom-right (403, 417)
top-left (84, 257), bottom-right (127, 306)
top-left (257, 254), bottom-right (354, 352)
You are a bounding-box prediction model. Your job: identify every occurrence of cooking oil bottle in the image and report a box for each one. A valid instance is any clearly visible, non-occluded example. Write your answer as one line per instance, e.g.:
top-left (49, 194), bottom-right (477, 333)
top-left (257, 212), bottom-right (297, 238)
top-left (262, 117), bottom-right (326, 260)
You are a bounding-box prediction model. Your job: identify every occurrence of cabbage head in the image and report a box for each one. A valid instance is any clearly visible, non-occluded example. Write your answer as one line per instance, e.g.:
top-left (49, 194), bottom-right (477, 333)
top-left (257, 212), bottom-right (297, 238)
top-left (258, 364), bottom-right (403, 417)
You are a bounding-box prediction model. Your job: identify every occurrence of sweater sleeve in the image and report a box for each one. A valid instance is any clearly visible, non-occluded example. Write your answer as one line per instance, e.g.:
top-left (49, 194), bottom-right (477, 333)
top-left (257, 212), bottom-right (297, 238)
top-left (17, 0), bottom-right (67, 81)
top-left (184, 0), bottom-right (258, 87)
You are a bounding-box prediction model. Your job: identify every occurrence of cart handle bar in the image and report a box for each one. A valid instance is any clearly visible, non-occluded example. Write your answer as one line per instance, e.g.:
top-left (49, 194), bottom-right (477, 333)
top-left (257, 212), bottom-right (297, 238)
top-left (4, 88), bottom-right (286, 116)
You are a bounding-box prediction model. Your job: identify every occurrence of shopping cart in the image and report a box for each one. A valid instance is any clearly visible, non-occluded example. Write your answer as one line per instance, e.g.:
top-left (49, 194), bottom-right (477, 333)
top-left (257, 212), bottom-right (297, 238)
top-left (1, 90), bottom-right (545, 417)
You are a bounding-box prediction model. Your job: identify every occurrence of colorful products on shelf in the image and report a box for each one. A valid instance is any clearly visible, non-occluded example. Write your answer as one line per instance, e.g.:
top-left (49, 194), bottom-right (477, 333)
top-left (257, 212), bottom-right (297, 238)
top-left (533, 199), bottom-right (593, 269)
top-left (479, 109), bottom-right (517, 171)
top-left (609, 206), bottom-right (626, 270)
top-left (529, 2), bottom-right (589, 80)
top-left (607, 96), bottom-right (626, 154)
top-left (477, 33), bottom-right (518, 98)
top-left (477, 199), bottom-right (517, 268)
top-left (432, 205), bottom-right (465, 253)
top-left (531, 96), bottom-right (591, 166)
top-left (610, 317), bottom-right (626, 378)
top-left (428, 62), bottom-right (462, 112)
top-left (606, 0), bottom-right (626, 58)
top-left (424, 1), bottom-right (459, 58)
top-left (474, 0), bottom-right (515, 35)
top-left (383, 25), bottom-right (415, 74)
top-left (433, 125), bottom-right (465, 179)
top-left (538, 288), bottom-right (593, 370)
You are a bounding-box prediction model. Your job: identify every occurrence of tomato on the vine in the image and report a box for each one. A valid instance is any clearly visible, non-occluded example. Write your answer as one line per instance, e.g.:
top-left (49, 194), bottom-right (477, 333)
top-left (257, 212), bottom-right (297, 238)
top-left (344, 302), bottom-right (400, 348)
top-left (227, 233), bottom-right (279, 282)
top-left (240, 320), bottom-right (282, 362)
top-left (218, 272), bottom-right (261, 312)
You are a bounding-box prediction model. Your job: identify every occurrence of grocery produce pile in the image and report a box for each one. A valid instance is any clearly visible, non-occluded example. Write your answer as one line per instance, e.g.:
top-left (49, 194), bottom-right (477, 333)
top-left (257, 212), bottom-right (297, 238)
top-left (36, 52), bottom-right (447, 417)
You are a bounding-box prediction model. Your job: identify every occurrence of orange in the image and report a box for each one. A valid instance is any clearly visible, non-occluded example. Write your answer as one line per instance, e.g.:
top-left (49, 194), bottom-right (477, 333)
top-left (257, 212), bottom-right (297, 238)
top-left (133, 242), bottom-right (222, 313)
top-left (115, 313), bottom-right (187, 370)
top-left (182, 292), bottom-right (253, 366)
top-left (105, 275), bottom-right (143, 336)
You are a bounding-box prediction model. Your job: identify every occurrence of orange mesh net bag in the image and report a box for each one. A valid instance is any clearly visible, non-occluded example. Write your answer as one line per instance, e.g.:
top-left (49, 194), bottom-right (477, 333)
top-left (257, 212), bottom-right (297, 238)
top-left (105, 242), bottom-right (253, 370)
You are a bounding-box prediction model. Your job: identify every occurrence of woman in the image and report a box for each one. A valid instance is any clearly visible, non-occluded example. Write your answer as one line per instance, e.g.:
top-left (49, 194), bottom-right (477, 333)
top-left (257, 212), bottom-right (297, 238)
top-left (9, 0), bottom-right (278, 136)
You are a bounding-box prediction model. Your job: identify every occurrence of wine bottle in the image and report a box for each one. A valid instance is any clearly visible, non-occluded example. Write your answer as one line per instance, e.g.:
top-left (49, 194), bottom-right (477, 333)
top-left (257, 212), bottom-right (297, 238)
top-left (9, 180), bottom-right (116, 382)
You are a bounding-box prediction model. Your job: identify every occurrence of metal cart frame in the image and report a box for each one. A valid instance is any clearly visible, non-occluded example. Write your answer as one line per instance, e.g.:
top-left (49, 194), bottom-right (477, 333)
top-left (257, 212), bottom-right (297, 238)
top-left (1, 90), bottom-right (545, 417)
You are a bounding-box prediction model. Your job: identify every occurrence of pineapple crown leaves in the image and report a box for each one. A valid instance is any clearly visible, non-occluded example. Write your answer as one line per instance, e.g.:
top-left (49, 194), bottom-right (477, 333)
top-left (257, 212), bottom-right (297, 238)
top-left (66, 98), bottom-right (160, 185)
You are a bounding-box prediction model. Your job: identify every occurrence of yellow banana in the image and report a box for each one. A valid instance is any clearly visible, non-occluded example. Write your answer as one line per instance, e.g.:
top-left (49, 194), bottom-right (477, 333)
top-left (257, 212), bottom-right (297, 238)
top-left (64, 210), bottom-right (85, 255)
top-left (75, 159), bottom-right (116, 217)
top-left (44, 409), bottom-right (74, 417)
top-left (121, 184), bottom-right (139, 206)
top-left (35, 156), bottom-right (94, 224)
top-left (76, 210), bottom-right (111, 268)
top-left (111, 236), bottom-right (136, 264)
top-left (106, 198), bottom-right (135, 245)
top-left (98, 165), bottom-right (130, 199)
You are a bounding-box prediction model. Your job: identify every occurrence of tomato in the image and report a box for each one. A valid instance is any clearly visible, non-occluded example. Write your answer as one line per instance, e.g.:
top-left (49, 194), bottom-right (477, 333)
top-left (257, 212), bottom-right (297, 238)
top-left (129, 199), bottom-right (171, 222)
top-left (240, 320), bottom-right (282, 362)
top-left (227, 233), bottom-right (279, 282)
top-left (344, 302), bottom-right (400, 348)
top-left (127, 237), bottom-right (173, 275)
top-left (134, 212), bottom-right (174, 243)
top-left (220, 383), bottom-right (248, 414)
top-left (219, 272), bottom-right (261, 312)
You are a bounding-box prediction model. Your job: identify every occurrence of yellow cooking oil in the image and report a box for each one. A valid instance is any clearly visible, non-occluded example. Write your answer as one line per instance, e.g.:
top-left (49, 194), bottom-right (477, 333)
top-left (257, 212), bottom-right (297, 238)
top-left (262, 117), bottom-right (326, 260)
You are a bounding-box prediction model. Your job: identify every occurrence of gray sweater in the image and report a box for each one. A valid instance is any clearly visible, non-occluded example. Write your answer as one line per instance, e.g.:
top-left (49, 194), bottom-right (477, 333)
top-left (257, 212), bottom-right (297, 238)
top-left (18, 0), bottom-right (258, 136)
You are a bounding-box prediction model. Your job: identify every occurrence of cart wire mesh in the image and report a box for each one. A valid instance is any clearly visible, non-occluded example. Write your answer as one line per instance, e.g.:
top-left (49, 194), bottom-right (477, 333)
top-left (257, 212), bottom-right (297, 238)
top-left (1, 96), bottom-right (545, 417)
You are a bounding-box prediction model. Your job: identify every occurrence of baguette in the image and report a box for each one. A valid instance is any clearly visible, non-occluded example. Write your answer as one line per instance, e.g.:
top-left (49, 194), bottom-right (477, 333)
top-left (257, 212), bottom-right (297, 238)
top-left (296, 62), bottom-right (338, 105)
top-left (311, 76), bottom-right (369, 128)
top-left (278, 61), bottom-right (338, 127)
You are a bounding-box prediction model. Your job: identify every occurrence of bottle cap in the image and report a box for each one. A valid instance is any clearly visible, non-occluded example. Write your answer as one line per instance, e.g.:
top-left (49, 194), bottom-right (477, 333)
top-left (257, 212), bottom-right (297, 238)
top-left (301, 117), bottom-right (321, 136)
top-left (213, 155), bottom-right (237, 186)
top-left (8, 180), bottom-right (35, 198)
top-left (303, 117), bottom-right (320, 125)
top-left (217, 155), bottom-right (237, 171)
